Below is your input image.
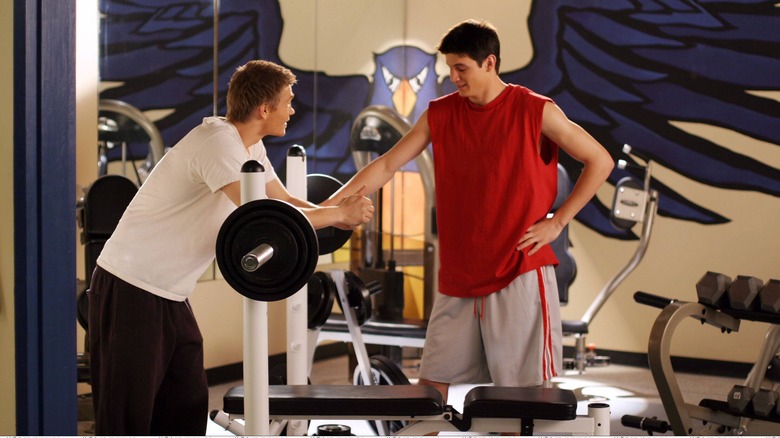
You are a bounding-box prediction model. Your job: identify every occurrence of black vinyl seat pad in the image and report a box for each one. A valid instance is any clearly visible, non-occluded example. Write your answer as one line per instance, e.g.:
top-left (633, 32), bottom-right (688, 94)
top-left (463, 386), bottom-right (577, 421)
top-left (224, 384), bottom-right (444, 417)
top-left (223, 384), bottom-right (577, 422)
top-left (562, 319), bottom-right (589, 335)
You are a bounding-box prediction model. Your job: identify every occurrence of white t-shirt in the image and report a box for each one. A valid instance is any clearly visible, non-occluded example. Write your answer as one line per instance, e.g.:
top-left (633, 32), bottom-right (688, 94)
top-left (97, 117), bottom-right (277, 301)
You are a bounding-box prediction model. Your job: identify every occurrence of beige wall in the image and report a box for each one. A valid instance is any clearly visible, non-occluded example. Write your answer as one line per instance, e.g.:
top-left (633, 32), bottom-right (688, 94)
top-left (76, 0), bottom-right (99, 396)
top-left (568, 163), bottom-right (780, 360)
top-left (0, 1), bottom-right (15, 433)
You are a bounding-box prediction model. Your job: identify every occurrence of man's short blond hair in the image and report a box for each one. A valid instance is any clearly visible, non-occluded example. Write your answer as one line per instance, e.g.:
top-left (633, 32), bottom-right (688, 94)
top-left (226, 60), bottom-right (297, 123)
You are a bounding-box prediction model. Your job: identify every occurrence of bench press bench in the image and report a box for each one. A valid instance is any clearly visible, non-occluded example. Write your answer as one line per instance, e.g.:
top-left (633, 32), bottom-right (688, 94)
top-left (215, 384), bottom-right (610, 435)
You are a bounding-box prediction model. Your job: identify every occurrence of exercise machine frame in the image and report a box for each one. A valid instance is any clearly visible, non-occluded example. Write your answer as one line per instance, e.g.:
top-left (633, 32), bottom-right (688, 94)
top-left (563, 144), bottom-right (659, 372)
top-left (633, 292), bottom-right (780, 435)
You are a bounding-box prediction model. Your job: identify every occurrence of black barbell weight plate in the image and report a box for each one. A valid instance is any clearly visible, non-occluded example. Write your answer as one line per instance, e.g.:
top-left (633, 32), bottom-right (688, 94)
top-left (307, 174), bottom-right (354, 255)
top-left (307, 271), bottom-right (336, 330)
top-left (335, 271), bottom-right (373, 325)
top-left (346, 271), bottom-right (372, 325)
top-left (368, 354), bottom-right (410, 385)
top-left (216, 199), bottom-right (319, 302)
top-left (353, 355), bottom-right (409, 434)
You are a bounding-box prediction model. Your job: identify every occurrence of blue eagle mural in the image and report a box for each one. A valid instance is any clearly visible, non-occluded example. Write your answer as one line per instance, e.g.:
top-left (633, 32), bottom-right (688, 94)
top-left (98, 0), bottom-right (780, 239)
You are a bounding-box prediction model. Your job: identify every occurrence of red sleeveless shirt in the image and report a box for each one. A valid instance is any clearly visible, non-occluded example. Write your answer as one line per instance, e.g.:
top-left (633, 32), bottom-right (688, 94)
top-left (428, 84), bottom-right (559, 297)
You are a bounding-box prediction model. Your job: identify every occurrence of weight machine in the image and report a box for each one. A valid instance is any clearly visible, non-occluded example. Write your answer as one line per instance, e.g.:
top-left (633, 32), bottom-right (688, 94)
top-left (97, 99), bottom-right (165, 185)
top-left (562, 144), bottom-right (660, 372)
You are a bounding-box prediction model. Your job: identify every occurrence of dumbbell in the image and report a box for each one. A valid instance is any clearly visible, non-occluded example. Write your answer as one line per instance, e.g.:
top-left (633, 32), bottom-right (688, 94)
top-left (753, 387), bottom-right (779, 417)
top-left (727, 275), bottom-right (764, 310)
top-left (696, 271), bottom-right (732, 307)
top-left (759, 279), bottom-right (780, 313)
top-left (727, 385), bottom-right (755, 414)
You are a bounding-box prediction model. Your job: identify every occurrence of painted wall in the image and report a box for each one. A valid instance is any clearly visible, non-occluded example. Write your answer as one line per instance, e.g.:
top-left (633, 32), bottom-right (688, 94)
top-left (295, 1), bottom-right (780, 365)
top-left (0, 1), bottom-right (776, 432)
top-left (94, 0), bottom-right (780, 373)
top-left (0, 1), bottom-right (15, 433)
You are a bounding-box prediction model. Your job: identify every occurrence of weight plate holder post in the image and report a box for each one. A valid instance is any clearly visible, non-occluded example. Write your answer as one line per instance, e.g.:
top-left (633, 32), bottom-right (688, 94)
top-left (215, 159), bottom-right (319, 436)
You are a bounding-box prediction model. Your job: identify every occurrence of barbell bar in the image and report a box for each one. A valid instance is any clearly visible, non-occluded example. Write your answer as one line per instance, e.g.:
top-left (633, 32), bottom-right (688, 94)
top-left (241, 243), bottom-right (274, 272)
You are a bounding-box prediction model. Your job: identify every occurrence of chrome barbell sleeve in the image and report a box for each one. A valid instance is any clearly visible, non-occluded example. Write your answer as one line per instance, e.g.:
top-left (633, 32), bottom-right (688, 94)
top-left (241, 243), bottom-right (273, 272)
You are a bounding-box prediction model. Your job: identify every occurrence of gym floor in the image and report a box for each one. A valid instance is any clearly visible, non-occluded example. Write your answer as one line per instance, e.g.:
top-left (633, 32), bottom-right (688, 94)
top-left (198, 351), bottom-right (743, 436)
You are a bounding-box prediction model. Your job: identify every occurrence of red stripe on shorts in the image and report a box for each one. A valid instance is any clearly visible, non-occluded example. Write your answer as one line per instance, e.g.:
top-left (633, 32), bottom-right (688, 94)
top-left (537, 267), bottom-right (557, 381)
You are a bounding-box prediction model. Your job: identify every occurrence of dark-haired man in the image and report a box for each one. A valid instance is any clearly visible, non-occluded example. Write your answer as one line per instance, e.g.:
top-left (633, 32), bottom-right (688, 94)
top-left (325, 20), bottom-right (613, 402)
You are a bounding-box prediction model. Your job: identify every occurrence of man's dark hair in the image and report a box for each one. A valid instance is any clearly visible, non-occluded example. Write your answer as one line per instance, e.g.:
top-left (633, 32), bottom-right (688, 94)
top-left (437, 19), bottom-right (502, 73)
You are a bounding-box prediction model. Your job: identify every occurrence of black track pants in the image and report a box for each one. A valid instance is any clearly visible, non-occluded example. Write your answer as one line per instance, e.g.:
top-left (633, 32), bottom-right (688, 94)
top-left (88, 266), bottom-right (209, 435)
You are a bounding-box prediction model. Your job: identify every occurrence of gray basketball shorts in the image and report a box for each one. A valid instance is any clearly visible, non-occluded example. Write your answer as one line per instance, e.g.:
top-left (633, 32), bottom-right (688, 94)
top-left (419, 265), bottom-right (562, 387)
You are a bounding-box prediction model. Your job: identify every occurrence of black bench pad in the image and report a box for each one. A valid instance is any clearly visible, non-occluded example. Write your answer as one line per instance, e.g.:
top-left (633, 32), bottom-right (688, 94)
top-left (464, 386), bottom-right (577, 421)
top-left (224, 384), bottom-right (444, 417)
top-left (562, 319), bottom-right (588, 335)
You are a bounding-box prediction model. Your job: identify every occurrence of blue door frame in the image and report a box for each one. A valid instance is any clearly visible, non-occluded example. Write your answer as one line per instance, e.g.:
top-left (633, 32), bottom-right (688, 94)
top-left (13, 0), bottom-right (77, 434)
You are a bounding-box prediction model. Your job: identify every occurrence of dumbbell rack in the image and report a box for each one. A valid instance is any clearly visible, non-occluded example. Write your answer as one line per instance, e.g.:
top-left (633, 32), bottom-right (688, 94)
top-left (637, 289), bottom-right (780, 435)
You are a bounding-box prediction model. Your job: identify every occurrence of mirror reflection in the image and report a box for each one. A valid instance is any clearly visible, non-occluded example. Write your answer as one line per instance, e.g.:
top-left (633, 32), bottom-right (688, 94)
top-left (98, 99), bottom-right (165, 185)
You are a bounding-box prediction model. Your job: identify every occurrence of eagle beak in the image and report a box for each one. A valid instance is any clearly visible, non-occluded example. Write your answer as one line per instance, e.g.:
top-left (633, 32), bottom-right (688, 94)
top-left (392, 79), bottom-right (417, 118)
